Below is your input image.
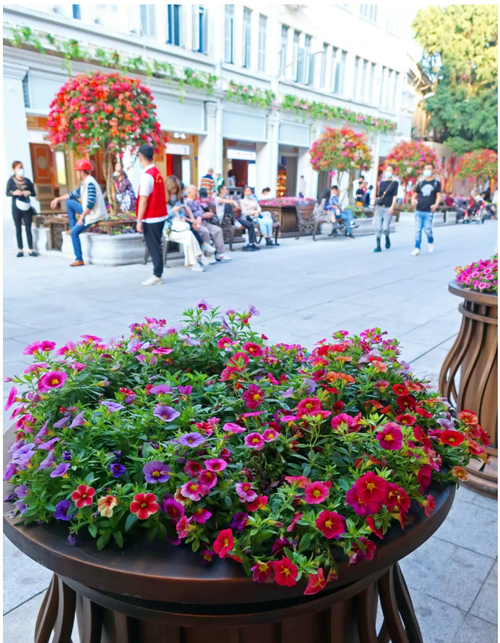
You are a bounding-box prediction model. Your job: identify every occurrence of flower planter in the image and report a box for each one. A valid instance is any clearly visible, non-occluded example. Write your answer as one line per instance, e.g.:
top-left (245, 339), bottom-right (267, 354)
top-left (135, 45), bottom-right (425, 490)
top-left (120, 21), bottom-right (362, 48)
top-left (2, 424), bottom-right (453, 643)
top-left (439, 281), bottom-right (498, 497)
top-left (34, 226), bottom-right (50, 253)
top-left (319, 217), bottom-right (396, 238)
top-left (261, 205), bottom-right (301, 236)
top-left (60, 232), bottom-right (145, 266)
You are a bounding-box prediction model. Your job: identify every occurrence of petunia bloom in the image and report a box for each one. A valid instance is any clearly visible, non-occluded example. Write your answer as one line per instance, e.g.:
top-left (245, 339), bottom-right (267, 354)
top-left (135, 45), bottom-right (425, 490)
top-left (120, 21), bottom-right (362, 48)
top-left (177, 432), bottom-right (205, 448)
top-left (204, 458), bottom-right (227, 472)
top-left (242, 384), bottom-right (264, 409)
top-left (54, 499), bottom-right (74, 521)
top-left (244, 432), bottom-right (265, 451)
top-left (213, 528), bottom-right (234, 558)
top-left (223, 422), bottom-right (246, 434)
top-left (376, 423), bottom-right (403, 451)
top-left (97, 495), bottom-right (119, 518)
top-left (50, 462), bottom-right (70, 478)
top-left (38, 371), bottom-right (68, 392)
top-left (130, 492), bottom-right (159, 520)
top-left (273, 557), bottom-right (298, 587)
top-left (231, 512), bottom-right (250, 532)
top-left (316, 510), bottom-right (346, 539)
top-left (236, 482), bottom-right (257, 502)
top-left (304, 481), bottom-right (329, 504)
top-left (143, 460), bottom-right (171, 483)
top-left (192, 507), bottom-right (212, 523)
top-left (5, 387), bottom-right (17, 411)
top-left (101, 401), bottom-right (124, 412)
top-left (110, 463), bottom-right (126, 478)
top-left (251, 561), bottom-right (272, 582)
top-left (163, 497), bottom-right (185, 519)
top-left (304, 568), bottom-right (326, 595)
top-left (153, 405), bottom-right (180, 422)
top-left (71, 484), bottom-right (95, 509)
top-left (180, 481), bottom-right (208, 501)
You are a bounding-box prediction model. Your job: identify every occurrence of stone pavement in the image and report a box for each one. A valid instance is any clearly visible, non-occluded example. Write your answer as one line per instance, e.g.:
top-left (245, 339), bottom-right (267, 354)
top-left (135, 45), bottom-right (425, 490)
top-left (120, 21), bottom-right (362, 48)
top-left (3, 218), bottom-right (498, 642)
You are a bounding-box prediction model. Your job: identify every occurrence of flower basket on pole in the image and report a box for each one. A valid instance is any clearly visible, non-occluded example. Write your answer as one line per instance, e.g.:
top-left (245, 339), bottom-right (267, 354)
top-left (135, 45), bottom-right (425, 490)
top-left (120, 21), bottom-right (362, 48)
top-left (457, 149), bottom-right (498, 191)
top-left (46, 71), bottom-right (166, 214)
top-left (384, 141), bottom-right (438, 186)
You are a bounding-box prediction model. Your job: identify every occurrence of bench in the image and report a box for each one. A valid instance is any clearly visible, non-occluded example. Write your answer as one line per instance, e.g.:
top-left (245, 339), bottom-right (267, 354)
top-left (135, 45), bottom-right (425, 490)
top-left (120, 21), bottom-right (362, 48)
top-left (295, 203), bottom-right (316, 239)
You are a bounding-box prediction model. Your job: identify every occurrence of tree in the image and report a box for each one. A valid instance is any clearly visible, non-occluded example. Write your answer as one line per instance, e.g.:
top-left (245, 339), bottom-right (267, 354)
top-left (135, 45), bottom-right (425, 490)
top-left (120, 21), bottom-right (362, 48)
top-left (309, 126), bottom-right (372, 202)
top-left (457, 149), bottom-right (498, 188)
top-left (413, 5), bottom-right (498, 154)
top-left (384, 141), bottom-right (438, 185)
top-left (46, 71), bottom-right (166, 211)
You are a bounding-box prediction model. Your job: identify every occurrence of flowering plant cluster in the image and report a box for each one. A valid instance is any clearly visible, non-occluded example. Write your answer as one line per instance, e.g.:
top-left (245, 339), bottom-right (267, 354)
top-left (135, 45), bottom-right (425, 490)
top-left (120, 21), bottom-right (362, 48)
top-left (455, 255), bottom-right (498, 293)
top-left (4, 305), bottom-right (486, 595)
top-left (309, 127), bottom-right (372, 177)
top-left (258, 197), bottom-right (317, 207)
top-left (384, 141), bottom-right (438, 184)
top-left (457, 149), bottom-right (498, 187)
top-left (282, 95), bottom-right (397, 133)
top-left (225, 81), bottom-right (277, 109)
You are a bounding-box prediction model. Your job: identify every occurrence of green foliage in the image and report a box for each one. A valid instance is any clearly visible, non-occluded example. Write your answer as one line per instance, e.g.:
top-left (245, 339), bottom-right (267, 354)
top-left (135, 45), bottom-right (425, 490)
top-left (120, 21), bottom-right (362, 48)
top-left (413, 5), bottom-right (498, 152)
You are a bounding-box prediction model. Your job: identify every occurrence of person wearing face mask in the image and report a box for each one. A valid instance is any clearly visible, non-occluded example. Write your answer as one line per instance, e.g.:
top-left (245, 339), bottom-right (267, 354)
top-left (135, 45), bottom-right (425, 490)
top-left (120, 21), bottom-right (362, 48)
top-left (373, 165), bottom-right (398, 253)
top-left (6, 161), bottom-right (37, 257)
top-left (410, 163), bottom-right (441, 256)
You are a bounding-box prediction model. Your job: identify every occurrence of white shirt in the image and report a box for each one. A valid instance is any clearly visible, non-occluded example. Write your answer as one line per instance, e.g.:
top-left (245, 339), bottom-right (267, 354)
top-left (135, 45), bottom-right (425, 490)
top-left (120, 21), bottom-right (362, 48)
top-left (139, 164), bottom-right (155, 198)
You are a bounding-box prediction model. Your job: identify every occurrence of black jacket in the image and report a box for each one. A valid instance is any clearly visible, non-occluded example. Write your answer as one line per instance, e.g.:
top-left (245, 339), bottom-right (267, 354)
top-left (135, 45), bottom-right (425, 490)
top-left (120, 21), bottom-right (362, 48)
top-left (6, 176), bottom-right (36, 211)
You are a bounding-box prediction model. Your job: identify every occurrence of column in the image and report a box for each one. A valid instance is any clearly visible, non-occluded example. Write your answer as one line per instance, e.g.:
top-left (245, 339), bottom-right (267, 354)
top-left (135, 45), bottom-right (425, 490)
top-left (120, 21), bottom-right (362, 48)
top-left (3, 61), bottom-right (35, 218)
top-left (255, 111), bottom-right (279, 197)
top-left (197, 101), bottom-right (223, 182)
top-left (308, 124), bottom-right (323, 198)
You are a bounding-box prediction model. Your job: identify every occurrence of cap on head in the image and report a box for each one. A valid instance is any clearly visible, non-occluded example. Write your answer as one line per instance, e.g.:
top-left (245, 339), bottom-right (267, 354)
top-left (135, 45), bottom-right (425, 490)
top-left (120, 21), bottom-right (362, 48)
top-left (138, 144), bottom-right (155, 162)
top-left (75, 159), bottom-right (92, 172)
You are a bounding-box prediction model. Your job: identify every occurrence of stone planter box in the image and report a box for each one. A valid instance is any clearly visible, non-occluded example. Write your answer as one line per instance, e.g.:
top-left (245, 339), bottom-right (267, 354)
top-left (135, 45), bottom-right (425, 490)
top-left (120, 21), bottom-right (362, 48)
top-left (60, 232), bottom-right (145, 266)
top-left (34, 226), bottom-right (50, 253)
top-left (319, 216), bottom-right (396, 238)
top-left (439, 281), bottom-right (498, 497)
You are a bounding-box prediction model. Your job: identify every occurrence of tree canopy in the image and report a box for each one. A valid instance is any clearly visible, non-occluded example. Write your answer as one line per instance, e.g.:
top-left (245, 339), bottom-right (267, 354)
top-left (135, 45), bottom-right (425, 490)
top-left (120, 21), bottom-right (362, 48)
top-left (413, 5), bottom-right (498, 154)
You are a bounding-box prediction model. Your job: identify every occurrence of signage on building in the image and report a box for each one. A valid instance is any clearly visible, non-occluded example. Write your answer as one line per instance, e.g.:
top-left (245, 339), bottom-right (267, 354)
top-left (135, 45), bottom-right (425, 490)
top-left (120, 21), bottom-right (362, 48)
top-left (227, 148), bottom-right (257, 161)
top-left (165, 143), bottom-right (190, 156)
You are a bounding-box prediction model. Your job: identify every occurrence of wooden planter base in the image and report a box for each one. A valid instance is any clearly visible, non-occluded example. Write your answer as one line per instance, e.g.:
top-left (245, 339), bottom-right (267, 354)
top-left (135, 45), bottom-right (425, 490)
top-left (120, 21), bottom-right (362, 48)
top-left (439, 281), bottom-right (498, 498)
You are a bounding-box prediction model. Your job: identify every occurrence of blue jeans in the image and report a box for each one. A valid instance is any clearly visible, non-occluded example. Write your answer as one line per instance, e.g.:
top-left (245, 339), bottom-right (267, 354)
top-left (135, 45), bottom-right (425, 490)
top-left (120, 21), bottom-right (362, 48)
top-left (337, 208), bottom-right (355, 232)
top-left (71, 223), bottom-right (91, 261)
top-left (257, 214), bottom-right (273, 237)
top-left (66, 199), bottom-right (83, 228)
top-left (414, 211), bottom-right (434, 249)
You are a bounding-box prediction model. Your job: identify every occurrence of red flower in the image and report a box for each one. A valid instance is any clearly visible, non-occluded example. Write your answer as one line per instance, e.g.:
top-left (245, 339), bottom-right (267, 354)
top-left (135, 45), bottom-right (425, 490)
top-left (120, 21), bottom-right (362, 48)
top-left (345, 486), bottom-right (382, 516)
top-left (413, 425), bottom-right (432, 451)
top-left (246, 495), bottom-right (268, 511)
top-left (349, 537), bottom-right (377, 565)
top-left (395, 414), bottom-right (416, 426)
top-left (366, 516), bottom-right (384, 539)
top-left (284, 475), bottom-right (310, 488)
top-left (296, 397), bottom-right (322, 415)
top-left (392, 384), bottom-right (408, 396)
top-left (71, 484), bottom-right (95, 509)
top-left (376, 423), bottom-right (403, 450)
top-left (251, 561), bottom-right (272, 583)
top-left (316, 510), bottom-right (346, 538)
top-left (417, 464), bottom-right (433, 493)
top-left (304, 481), bottom-right (329, 504)
top-left (415, 407), bottom-right (433, 419)
top-left (354, 472), bottom-right (388, 504)
top-left (213, 528), bottom-right (234, 558)
top-left (273, 557), bottom-right (298, 587)
top-left (130, 492), bottom-right (159, 520)
top-left (304, 568), bottom-right (326, 595)
top-left (396, 395), bottom-right (417, 411)
top-left (242, 384), bottom-right (264, 409)
top-left (457, 410), bottom-right (478, 425)
top-left (424, 494), bottom-right (436, 517)
top-left (438, 430), bottom-right (465, 447)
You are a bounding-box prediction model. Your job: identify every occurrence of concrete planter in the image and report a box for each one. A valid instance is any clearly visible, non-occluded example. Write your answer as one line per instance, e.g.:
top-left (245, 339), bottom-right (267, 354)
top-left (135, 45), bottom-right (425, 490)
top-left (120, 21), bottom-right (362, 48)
top-left (319, 216), bottom-right (396, 238)
top-left (34, 226), bottom-right (50, 253)
top-left (60, 232), bottom-right (145, 265)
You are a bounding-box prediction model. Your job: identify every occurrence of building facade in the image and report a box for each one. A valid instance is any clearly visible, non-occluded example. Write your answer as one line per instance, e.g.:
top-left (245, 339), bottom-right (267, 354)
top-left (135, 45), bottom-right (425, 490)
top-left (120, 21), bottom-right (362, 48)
top-left (3, 3), bottom-right (416, 214)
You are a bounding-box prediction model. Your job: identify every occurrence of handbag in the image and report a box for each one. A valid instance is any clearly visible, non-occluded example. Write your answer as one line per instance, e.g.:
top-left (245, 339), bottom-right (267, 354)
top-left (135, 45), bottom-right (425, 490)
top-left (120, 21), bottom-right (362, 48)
top-left (376, 180), bottom-right (395, 207)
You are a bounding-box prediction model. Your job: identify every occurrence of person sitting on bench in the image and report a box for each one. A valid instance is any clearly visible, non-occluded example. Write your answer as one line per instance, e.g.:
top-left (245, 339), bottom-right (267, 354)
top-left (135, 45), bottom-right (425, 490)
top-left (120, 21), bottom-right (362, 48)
top-left (240, 186), bottom-right (277, 247)
top-left (215, 185), bottom-right (259, 252)
top-left (325, 185), bottom-right (358, 239)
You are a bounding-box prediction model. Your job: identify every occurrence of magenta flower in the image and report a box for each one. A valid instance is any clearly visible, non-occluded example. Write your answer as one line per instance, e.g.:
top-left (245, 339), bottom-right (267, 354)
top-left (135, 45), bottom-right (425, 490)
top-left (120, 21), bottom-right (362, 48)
top-left (376, 423), bottom-right (403, 451)
top-left (180, 481), bottom-right (208, 501)
top-left (163, 497), bottom-right (185, 519)
top-left (244, 432), bottom-right (265, 451)
top-left (242, 384), bottom-right (264, 409)
top-left (24, 363), bottom-right (49, 374)
top-left (5, 387), bottom-right (17, 411)
top-left (50, 462), bottom-right (70, 478)
top-left (204, 458), bottom-right (227, 472)
top-left (23, 341), bottom-right (42, 355)
top-left (150, 384), bottom-right (174, 395)
top-left (304, 481), bottom-right (329, 505)
top-left (178, 385), bottom-right (193, 396)
top-left (198, 469), bottom-right (218, 489)
top-left (38, 371), bottom-right (68, 392)
top-left (38, 341), bottom-right (56, 352)
top-left (192, 507), bottom-right (212, 523)
top-left (262, 428), bottom-right (279, 442)
top-left (231, 512), bottom-right (250, 532)
top-left (143, 460), bottom-right (171, 483)
top-left (153, 405), bottom-right (180, 422)
top-left (223, 422), bottom-right (246, 434)
top-left (178, 432), bottom-right (205, 448)
top-left (176, 515), bottom-right (191, 538)
top-left (55, 341), bottom-right (75, 356)
top-left (236, 482), bottom-right (257, 502)
top-left (80, 334), bottom-right (102, 343)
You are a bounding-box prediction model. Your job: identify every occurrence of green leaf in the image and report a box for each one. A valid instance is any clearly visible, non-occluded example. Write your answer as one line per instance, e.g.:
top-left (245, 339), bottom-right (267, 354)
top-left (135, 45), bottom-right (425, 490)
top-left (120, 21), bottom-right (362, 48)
top-left (96, 533), bottom-right (110, 550)
top-left (125, 512), bottom-right (138, 532)
top-left (298, 532), bottom-right (313, 553)
top-left (88, 523), bottom-right (98, 538)
top-left (113, 531), bottom-right (124, 547)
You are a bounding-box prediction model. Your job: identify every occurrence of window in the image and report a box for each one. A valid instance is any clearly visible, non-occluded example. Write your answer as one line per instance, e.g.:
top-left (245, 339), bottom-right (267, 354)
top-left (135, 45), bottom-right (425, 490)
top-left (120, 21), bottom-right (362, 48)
top-left (243, 8), bottom-right (252, 68)
top-left (303, 34), bottom-right (313, 85)
top-left (95, 4), bottom-right (119, 27)
top-left (379, 66), bottom-right (387, 105)
top-left (258, 14), bottom-right (267, 72)
top-left (320, 43), bottom-right (328, 88)
top-left (368, 62), bottom-right (375, 104)
top-left (224, 5), bottom-right (235, 63)
top-left (385, 69), bottom-right (392, 107)
top-left (22, 73), bottom-right (30, 109)
top-left (353, 56), bottom-right (360, 98)
top-left (360, 59), bottom-right (368, 101)
top-left (166, 5), bottom-right (182, 45)
top-left (359, 4), bottom-right (378, 22)
top-left (72, 4), bottom-right (81, 19)
top-left (392, 71), bottom-right (399, 108)
top-left (331, 48), bottom-right (346, 95)
top-left (293, 30), bottom-right (300, 81)
top-left (192, 5), bottom-right (207, 53)
top-left (279, 25), bottom-right (289, 76)
top-left (140, 4), bottom-right (156, 37)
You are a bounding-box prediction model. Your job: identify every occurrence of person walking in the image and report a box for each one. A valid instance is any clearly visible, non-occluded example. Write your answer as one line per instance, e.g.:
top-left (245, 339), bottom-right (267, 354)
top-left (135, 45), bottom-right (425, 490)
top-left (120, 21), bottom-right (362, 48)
top-left (135, 144), bottom-right (167, 285)
top-left (200, 168), bottom-right (215, 195)
top-left (373, 165), bottom-right (398, 253)
top-left (411, 163), bottom-right (441, 256)
top-left (298, 175), bottom-right (307, 198)
top-left (6, 161), bottom-right (37, 257)
top-left (50, 159), bottom-right (107, 266)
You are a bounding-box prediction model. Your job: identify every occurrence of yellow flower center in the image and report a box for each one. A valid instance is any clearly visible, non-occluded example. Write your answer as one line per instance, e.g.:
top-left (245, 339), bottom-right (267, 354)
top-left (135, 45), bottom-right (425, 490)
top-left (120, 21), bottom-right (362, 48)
top-left (325, 520), bottom-right (332, 529)
top-left (51, 378), bottom-right (59, 385)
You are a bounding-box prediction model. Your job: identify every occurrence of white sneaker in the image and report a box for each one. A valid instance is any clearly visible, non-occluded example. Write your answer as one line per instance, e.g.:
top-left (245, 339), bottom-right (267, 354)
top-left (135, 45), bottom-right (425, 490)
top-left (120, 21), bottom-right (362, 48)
top-left (142, 275), bottom-right (162, 286)
top-left (199, 255), bottom-right (210, 266)
top-left (218, 254), bottom-right (232, 262)
top-left (428, 243), bottom-right (434, 253)
top-left (191, 264), bottom-right (204, 272)
top-left (202, 243), bottom-right (216, 255)
top-left (410, 248), bottom-right (420, 257)
top-left (208, 255), bottom-right (217, 264)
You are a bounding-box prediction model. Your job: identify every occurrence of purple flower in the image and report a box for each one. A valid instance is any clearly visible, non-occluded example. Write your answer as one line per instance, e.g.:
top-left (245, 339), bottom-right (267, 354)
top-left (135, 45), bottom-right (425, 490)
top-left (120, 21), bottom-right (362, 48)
top-left (101, 401), bottom-right (124, 412)
top-left (437, 417), bottom-right (455, 431)
top-left (178, 385), bottom-right (192, 396)
top-left (163, 497), bottom-right (185, 519)
top-left (143, 460), bottom-right (171, 483)
top-left (150, 325), bottom-right (170, 337)
top-left (282, 387), bottom-right (294, 398)
top-left (62, 451), bottom-right (71, 461)
top-left (4, 493), bottom-right (15, 502)
top-left (197, 300), bottom-right (212, 311)
top-left (127, 339), bottom-right (143, 353)
top-left (15, 500), bottom-right (27, 514)
top-left (14, 485), bottom-right (29, 498)
top-left (153, 405), bottom-right (180, 422)
top-left (38, 437), bottom-right (59, 451)
top-left (177, 432), bottom-right (205, 448)
top-left (248, 305), bottom-right (260, 316)
top-left (184, 337), bottom-right (200, 347)
top-left (150, 384), bottom-right (174, 395)
top-left (110, 463), bottom-right (126, 478)
top-left (53, 416), bottom-right (71, 429)
top-left (113, 450), bottom-right (122, 460)
top-left (50, 462), bottom-right (71, 478)
top-left (300, 378), bottom-right (316, 395)
top-left (67, 534), bottom-right (76, 546)
top-left (3, 463), bottom-right (17, 481)
top-left (54, 500), bottom-right (74, 521)
top-left (230, 512), bottom-right (250, 532)
top-left (34, 421), bottom-right (49, 441)
top-left (38, 451), bottom-right (56, 470)
top-left (69, 412), bottom-right (85, 428)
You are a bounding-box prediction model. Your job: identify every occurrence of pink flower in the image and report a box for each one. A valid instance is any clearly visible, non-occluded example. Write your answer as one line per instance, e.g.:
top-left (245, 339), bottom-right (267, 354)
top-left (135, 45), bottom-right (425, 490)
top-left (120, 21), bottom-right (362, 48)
top-left (244, 432), bottom-right (265, 450)
top-left (5, 386), bottom-right (17, 411)
top-left (262, 428), bottom-right (279, 442)
top-left (192, 507), bottom-right (212, 523)
top-left (376, 423), bottom-right (403, 450)
top-left (242, 342), bottom-right (264, 357)
top-left (236, 482), bottom-right (257, 502)
top-left (242, 384), bottom-right (264, 409)
top-left (304, 481), bottom-right (329, 505)
top-left (22, 342), bottom-right (42, 355)
top-left (198, 469), bottom-right (218, 490)
top-left (204, 458), bottom-right (227, 472)
top-left (176, 515), bottom-right (191, 538)
top-left (38, 371), bottom-right (68, 392)
top-left (180, 481), bottom-right (208, 501)
top-left (223, 422), bottom-right (246, 434)
top-left (184, 460), bottom-right (203, 477)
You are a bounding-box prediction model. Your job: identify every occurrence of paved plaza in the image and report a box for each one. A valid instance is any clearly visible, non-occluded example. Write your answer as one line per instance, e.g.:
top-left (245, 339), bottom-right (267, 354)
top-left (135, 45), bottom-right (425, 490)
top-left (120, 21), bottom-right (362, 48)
top-left (3, 218), bottom-right (498, 642)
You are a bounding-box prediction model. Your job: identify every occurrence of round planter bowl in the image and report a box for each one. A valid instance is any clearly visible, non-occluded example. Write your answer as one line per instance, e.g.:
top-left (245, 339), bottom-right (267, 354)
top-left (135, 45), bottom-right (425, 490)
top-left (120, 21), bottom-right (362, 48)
top-left (439, 280), bottom-right (498, 497)
top-left (4, 428), bottom-right (455, 643)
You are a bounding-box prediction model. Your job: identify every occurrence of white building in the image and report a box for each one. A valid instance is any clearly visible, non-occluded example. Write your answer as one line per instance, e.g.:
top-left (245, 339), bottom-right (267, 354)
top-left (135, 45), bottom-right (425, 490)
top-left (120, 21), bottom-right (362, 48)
top-left (3, 3), bottom-right (416, 213)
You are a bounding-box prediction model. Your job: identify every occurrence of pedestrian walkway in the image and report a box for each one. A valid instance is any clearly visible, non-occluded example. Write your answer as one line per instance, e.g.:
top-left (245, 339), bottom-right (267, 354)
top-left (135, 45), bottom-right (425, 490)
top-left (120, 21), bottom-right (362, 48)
top-left (3, 218), bottom-right (498, 642)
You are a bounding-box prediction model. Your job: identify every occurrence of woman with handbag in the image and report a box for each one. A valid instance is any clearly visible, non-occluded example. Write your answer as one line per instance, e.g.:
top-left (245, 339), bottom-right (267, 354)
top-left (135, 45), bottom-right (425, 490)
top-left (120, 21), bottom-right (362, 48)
top-left (6, 161), bottom-right (37, 257)
top-left (373, 165), bottom-right (398, 253)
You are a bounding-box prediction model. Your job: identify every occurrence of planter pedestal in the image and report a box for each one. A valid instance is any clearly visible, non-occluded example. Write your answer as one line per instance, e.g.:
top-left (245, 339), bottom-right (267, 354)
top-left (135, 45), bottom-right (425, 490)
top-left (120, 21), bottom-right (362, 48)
top-left (439, 281), bottom-right (498, 497)
top-left (3, 427), bottom-right (455, 643)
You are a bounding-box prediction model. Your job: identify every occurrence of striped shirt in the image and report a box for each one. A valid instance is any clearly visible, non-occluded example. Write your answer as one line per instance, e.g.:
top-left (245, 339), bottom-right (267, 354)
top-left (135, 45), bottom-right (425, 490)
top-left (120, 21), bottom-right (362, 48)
top-left (200, 174), bottom-right (215, 194)
top-left (69, 183), bottom-right (97, 210)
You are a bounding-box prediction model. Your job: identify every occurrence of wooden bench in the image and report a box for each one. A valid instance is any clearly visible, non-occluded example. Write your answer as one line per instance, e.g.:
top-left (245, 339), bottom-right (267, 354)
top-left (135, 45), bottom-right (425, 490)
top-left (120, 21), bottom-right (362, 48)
top-left (295, 203), bottom-right (316, 239)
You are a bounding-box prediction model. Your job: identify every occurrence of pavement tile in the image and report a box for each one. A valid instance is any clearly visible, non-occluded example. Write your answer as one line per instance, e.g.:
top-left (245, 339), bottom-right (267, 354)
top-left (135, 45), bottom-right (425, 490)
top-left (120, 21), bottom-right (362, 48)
top-left (453, 613), bottom-right (498, 643)
top-left (469, 560), bottom-right (498, 625)
top-left (408, 587), bottom-right (466, 643)
top-left (434, 499), bottom-right (498, 558)
top-left (400, 536), bottom-right (494, 611)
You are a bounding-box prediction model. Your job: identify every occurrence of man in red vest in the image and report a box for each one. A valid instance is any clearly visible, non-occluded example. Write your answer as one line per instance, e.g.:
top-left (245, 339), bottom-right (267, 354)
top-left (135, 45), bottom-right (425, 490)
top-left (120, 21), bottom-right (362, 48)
top-left (136, 144), bottom-right (167, 286)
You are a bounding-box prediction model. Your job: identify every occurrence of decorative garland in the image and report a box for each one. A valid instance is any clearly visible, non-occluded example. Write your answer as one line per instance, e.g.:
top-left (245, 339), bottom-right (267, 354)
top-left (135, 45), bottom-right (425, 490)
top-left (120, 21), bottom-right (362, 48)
top-left (5, 25), bottom-right (397, 134)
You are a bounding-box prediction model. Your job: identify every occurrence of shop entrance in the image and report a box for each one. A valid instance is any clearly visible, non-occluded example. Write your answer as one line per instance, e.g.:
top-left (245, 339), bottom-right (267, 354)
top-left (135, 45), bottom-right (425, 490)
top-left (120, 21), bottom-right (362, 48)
top-left (277, 146), bottom-right (299, 197)
top-left (162, 132), bottom-right (198, 187)
top-left (223, 140), bottom-right (257, 196)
